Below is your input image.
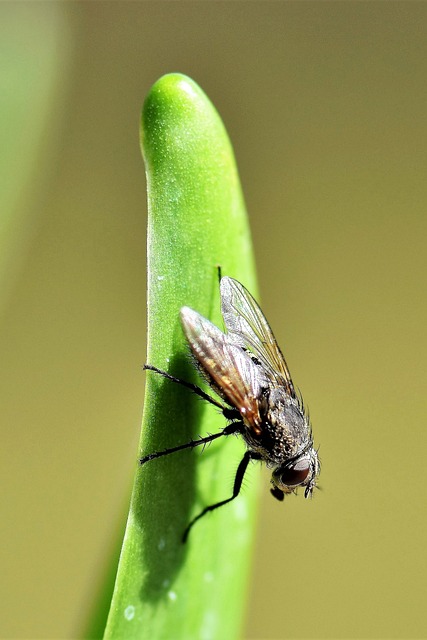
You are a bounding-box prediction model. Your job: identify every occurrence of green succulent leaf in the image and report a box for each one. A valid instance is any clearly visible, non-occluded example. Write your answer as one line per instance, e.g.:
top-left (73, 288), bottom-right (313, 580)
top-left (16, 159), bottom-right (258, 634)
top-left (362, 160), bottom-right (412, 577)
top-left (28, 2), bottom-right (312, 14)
top-left (104, 73), bottom-right (260, 640)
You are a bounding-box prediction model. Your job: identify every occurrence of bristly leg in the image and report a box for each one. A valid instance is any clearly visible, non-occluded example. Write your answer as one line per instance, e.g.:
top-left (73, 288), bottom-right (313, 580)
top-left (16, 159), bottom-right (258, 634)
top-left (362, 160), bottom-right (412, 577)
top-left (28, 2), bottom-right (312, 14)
top-left (216, 264), bottom-right (222, 284)
top-left (142, 361), bottom-right (258, 542)
top-left (143, 364), bottom-right (237, 420)
top-left (140, 422), bottom-right (242, 465)
top-left (182, 450), bottom-right (261, 542)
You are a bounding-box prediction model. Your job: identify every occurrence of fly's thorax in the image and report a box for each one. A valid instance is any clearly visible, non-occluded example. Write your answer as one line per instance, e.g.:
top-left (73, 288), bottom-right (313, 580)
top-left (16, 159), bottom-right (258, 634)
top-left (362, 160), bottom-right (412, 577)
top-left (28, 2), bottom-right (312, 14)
top-left (240, 386), bottom-right (311, 465)
top-left (264, 387), bottom-right (310, 461)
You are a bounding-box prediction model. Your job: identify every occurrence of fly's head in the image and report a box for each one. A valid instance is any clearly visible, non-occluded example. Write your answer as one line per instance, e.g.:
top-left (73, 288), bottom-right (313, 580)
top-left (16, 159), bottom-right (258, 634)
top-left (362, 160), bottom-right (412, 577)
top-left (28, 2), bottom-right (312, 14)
top-left (270, 445), bottom-right (320, 501)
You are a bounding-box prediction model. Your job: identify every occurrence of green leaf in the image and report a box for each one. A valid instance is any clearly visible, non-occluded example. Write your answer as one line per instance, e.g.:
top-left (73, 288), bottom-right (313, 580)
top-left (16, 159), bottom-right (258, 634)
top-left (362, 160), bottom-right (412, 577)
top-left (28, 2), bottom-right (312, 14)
top-left (0, 4), bottom-right (72, 313)
top-left (104, 73), bottom-right (259, 640)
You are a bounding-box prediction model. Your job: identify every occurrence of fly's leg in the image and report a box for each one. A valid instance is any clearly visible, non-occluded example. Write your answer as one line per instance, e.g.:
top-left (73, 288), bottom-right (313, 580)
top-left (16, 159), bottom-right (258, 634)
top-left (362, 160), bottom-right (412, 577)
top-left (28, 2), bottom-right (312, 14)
top-left (143, 364), bottom-right (237, 420)
top-left (182, 450), bottom-right (261, 543)
top-left (140, 422), bottom-right (242, 465)
top-left (216, 264), bottom-right (222, 284)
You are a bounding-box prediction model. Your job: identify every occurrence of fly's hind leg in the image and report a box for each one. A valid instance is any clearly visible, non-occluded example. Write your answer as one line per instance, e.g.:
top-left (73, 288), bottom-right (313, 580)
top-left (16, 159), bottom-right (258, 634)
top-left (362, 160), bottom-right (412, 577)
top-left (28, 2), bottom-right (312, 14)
top-left (143, 364), bottom-right (237, 420)
top-left (140, 365), bottom-right (242, 466)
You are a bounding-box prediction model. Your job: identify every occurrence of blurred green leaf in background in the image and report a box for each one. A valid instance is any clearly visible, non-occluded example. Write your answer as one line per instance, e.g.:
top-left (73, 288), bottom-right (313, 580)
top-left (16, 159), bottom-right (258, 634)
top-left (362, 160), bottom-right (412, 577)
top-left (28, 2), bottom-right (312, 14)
top-left (0, 4), bottom-right (73, 313)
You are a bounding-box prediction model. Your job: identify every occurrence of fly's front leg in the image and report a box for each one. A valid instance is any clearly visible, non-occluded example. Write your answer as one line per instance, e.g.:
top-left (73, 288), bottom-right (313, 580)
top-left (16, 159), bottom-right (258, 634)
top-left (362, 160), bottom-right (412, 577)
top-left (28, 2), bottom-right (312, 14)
top-left (182, 450), bottom-right (261, 542)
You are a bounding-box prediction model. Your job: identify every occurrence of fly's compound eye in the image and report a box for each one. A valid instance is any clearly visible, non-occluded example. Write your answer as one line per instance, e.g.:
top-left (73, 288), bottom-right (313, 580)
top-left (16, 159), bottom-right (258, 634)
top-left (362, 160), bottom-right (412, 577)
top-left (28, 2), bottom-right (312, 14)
top-left (274, 458), bottom-right (311, 491)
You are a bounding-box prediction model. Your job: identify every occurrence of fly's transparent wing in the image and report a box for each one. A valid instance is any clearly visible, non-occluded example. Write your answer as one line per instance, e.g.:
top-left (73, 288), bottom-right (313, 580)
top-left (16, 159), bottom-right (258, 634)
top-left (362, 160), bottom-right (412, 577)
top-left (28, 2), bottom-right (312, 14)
top-left (180, 306), bottom-right (267, 434)
top-left (220, 277), bottom-right (295, 397)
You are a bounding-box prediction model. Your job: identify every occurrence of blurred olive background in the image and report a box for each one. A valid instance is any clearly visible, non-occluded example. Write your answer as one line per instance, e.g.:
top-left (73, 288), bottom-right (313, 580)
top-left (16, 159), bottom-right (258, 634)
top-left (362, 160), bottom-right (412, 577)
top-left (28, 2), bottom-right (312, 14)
top-left (1, 3), bottom-right (427, 639)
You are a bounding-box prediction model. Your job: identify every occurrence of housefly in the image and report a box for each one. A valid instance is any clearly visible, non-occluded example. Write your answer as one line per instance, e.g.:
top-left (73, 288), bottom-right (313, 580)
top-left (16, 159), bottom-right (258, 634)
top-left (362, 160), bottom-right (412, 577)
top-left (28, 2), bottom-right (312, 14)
top-left (141, 276), bottom-right (320, 541)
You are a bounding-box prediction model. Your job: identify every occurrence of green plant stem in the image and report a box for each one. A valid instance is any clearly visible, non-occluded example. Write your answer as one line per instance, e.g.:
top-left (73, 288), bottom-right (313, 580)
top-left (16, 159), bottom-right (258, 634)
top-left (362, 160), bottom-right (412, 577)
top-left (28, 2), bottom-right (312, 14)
top-left (104, 73), bottom-right (259, 640)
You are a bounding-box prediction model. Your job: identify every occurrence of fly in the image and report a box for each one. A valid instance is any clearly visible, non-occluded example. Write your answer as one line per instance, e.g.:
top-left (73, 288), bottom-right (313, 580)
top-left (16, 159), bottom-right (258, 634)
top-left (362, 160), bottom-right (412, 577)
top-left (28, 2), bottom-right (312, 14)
top-left (141, 275), bottom-right (320, 542)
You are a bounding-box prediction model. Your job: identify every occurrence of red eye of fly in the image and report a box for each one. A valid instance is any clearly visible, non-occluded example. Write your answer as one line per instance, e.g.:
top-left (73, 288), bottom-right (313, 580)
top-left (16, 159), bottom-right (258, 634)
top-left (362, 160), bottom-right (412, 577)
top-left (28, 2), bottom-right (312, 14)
top-left (280, 460), bottom-right (310, 487)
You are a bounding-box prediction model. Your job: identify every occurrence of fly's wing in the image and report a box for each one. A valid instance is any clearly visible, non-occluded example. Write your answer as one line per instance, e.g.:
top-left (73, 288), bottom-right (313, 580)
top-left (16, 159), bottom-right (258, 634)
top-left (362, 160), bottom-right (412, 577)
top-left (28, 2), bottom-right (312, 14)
top-left (220, 277), bottom-right (296, 397)
top-left (180, 306), bottom-right (267, 434)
